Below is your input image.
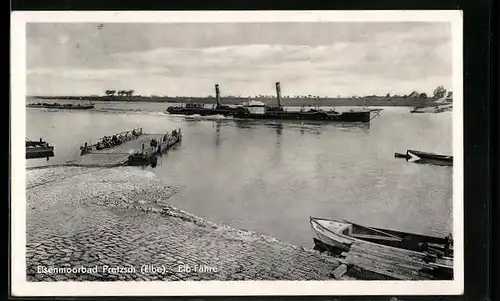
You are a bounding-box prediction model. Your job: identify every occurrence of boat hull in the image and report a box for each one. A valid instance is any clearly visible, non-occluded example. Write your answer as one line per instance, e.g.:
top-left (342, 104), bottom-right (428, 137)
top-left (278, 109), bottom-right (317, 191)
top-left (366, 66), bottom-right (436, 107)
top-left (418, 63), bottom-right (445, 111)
top-left (310, 217), bottom-right (452, 255)
top-left (407, 149), bottom-right (453, 166)
top-left (233, 111), bottom-right (372, 122)
top-left (26, 147), bottom-right (55, 159)
top-left (166, 107), bottom-right (243, 116)
top-left (310, 220), bottom-right (352, 252)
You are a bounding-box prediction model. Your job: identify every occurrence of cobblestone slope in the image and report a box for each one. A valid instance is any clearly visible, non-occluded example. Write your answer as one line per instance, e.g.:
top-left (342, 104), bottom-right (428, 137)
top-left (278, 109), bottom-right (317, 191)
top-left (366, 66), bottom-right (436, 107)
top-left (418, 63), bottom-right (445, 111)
top-left (26, 166), bottom-right (341, 281)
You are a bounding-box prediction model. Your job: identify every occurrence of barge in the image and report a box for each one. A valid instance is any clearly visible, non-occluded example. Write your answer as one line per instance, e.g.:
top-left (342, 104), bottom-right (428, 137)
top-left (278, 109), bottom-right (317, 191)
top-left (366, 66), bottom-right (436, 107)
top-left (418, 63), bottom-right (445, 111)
top-left (27, 101), bottom-right (94, 110)
top-left (73, 128), bottom-right (181, 168)
top-left (395, 149), bottom-right (453, 166)
top-left (26, 138), bottom-right (54, 159)
top-left (79, 128), bottom-right (144, 156)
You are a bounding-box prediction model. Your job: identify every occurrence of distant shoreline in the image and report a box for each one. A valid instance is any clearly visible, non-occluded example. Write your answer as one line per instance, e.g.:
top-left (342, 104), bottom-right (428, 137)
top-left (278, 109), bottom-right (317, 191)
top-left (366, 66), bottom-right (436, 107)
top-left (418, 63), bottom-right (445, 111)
top-left (29, 95), bottom-right (442, 107)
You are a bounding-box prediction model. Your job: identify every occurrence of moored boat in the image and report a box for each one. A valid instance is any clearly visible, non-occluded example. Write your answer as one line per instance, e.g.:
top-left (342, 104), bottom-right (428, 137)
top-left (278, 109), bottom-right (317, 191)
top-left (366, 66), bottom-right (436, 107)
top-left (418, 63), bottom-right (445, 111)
top-left (309, 217), bottom-right (453, 257)
top-left (310, 217), bottom-right (454, 280)
top-left (394, 149), bottom-right (453, 166)
top-left (27, 101), bottom-right (95, 110)
top-left (26, 138), bottom-right (55, 159)
top-left (410, 103), bottom-right (452, 113)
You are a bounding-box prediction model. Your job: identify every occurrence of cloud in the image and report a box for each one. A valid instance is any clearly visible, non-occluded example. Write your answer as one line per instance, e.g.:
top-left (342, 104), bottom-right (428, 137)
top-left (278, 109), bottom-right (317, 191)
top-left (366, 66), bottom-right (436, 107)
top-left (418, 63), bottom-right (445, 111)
top-left (26, 22), bottom-right (453, 97)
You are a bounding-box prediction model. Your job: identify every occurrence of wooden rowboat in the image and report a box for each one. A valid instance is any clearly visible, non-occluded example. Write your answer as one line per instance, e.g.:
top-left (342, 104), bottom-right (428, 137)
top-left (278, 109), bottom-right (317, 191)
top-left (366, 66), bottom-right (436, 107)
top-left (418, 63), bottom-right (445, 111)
top-left (309, 217), bottom-right (453, 257)
top-left (394, 149), bottom-right (453, 166)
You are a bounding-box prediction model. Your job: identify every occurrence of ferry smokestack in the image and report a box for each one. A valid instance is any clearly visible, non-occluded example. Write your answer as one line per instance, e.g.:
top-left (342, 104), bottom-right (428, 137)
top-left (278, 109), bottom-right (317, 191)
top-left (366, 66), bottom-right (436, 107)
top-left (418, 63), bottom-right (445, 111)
top-left (215, 84), bottom-right (221, 107)
top-left (276, 82), bottom-right (282, 107)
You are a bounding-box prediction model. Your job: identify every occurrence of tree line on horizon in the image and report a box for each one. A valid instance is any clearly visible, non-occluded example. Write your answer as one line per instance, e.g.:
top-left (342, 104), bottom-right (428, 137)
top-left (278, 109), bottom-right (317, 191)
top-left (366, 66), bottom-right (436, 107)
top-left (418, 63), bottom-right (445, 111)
top-left (104, 90), bottom-right (135, 97)
top-left (102, 86), bottom-right (452, 100)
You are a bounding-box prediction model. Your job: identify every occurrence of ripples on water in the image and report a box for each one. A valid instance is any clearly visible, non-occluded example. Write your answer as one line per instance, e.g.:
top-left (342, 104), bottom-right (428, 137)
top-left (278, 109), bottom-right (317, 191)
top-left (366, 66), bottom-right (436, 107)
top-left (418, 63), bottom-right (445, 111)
top-left (25, 100), bottom-right (453, 246)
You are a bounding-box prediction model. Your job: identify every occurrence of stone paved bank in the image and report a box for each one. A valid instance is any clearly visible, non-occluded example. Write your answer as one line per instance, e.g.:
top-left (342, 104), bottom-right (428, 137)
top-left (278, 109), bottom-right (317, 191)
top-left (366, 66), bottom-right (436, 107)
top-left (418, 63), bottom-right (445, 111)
top-left (26, 166), bottom-right (343, 281)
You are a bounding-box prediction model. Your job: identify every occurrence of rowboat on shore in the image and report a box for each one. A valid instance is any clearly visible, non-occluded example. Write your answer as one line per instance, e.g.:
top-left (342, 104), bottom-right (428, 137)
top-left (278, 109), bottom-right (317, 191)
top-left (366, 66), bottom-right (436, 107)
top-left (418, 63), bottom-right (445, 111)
top-left (310, 217), bottom-right (454, 280)
top-left (26, 138), bottom-right (54, 159)
top-left (394, 149), bottom-right (453, 166)
top-left (309, 217), bottom-right (453, 257)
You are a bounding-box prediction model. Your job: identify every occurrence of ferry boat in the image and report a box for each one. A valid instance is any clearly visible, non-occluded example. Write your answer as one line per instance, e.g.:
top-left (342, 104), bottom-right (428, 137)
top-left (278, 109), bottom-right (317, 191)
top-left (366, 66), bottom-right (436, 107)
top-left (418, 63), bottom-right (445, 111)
top-left (233, 83), bottom-right (379, 122)
top-left (310, 216), bottom-right (453, 256)
top-left (166, 82), bottom-right (381, 123)
top-left (166, 84), bottom-right (246, 116)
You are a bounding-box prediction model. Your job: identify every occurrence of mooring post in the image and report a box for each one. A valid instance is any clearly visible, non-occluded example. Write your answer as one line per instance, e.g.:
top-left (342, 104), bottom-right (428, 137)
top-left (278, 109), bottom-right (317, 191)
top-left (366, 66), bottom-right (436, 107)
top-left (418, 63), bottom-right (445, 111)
top-left (215, 84), bottom-right (221, 108)
top-left (276, 82), bottom-right (282, 107)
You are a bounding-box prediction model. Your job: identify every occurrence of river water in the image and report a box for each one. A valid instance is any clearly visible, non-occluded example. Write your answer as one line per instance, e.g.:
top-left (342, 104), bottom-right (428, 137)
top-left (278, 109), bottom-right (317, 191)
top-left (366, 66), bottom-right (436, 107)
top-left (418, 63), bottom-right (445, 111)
top-left (25, 99), bottom-right (453, 247)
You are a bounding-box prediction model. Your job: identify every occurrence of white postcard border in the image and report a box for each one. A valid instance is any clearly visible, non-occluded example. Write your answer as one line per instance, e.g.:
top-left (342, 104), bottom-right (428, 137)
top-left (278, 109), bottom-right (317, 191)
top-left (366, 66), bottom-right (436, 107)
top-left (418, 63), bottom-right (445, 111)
top-left (11, 10), bottom-right (464, 296)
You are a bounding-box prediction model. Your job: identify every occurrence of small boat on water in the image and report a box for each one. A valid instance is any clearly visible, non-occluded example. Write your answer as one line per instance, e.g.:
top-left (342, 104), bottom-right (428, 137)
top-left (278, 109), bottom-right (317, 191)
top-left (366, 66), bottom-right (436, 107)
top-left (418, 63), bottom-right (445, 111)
top-left (395, 149), bottom-right (453, 166)
top-left (27, 101), bottom-right (95, 110)
top-left (26, 138), bottom-right (54, 159)
top-left (410, 103), bottom-right (452, 113)
top-left (309, 217), bottom-right (453, 257)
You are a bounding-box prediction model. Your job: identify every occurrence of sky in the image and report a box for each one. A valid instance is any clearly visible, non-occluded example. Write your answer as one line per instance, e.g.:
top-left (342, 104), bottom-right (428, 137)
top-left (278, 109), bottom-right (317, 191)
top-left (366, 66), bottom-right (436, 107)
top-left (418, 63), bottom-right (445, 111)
top-left (26, 22), bottom-right (453, 97)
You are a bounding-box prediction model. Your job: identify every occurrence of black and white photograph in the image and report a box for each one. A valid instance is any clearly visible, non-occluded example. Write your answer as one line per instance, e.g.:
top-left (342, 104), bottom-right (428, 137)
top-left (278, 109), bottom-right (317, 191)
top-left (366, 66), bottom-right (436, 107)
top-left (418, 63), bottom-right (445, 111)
top-left (11, 11), bottom-right (463, 296)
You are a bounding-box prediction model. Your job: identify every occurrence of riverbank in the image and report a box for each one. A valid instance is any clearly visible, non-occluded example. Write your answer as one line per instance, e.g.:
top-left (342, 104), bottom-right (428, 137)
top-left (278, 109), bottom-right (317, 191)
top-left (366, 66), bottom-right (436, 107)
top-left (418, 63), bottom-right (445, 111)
top-left (29, 95), bottom-right (437, 107)
top-left (26, 166), bottom-right (346, 281)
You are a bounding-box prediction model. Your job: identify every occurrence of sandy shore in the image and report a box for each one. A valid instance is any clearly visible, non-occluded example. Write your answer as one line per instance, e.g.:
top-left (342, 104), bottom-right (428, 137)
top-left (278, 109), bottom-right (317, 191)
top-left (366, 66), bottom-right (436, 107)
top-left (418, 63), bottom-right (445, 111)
top-left (26, 166), bottom-right (345, 281)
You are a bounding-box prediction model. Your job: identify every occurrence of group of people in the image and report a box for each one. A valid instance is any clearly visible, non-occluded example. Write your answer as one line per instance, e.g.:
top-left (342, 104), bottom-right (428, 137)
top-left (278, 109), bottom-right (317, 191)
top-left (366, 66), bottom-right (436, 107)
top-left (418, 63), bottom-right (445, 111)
top-left (81, 128), bottom-right (143, 154)
top-left (96, 129), bottom-right (142, 150)
top-left (143, 129), bottom-right (182, 155)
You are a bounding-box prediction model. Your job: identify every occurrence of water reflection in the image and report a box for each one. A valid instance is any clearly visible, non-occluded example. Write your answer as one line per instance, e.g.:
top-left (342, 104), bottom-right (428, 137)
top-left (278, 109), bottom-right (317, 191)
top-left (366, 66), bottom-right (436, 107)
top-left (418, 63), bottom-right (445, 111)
top-left (214, 120), bottom-right (221, 147)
